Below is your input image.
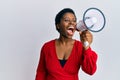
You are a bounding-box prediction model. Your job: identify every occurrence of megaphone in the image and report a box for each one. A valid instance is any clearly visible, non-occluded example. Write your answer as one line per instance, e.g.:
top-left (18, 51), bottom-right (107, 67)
top-left (76, 7), bottom-right (106, 32)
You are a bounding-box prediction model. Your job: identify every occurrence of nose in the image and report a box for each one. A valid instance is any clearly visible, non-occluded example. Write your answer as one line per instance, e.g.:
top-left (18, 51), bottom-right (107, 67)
top-left (69, 21), bottom-right (77, 29)
top-left (69, 20), bottom-right (76, 25)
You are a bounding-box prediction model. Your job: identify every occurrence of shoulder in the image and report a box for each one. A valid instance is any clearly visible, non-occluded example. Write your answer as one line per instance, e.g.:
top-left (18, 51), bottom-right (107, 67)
top-left (42, 39), bottom-right (55, 50)
top-left (44, 39), bottom-right (55, 46)
top-left (74, 39), bottom-right (82, 46)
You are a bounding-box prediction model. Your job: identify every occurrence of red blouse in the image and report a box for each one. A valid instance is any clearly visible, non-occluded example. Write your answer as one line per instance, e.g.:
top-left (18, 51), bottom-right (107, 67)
top-left (35, 39), bottom-right (97, 80)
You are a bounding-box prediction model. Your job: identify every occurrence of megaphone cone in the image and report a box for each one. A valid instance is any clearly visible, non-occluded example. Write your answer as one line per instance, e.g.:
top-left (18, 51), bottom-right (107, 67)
top-left (76, 7), bottom-right (106, 32)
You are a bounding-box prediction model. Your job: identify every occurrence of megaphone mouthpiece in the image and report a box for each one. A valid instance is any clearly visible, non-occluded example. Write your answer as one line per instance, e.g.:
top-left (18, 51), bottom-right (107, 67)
top-left (76, 20), bottom-right (87, 31)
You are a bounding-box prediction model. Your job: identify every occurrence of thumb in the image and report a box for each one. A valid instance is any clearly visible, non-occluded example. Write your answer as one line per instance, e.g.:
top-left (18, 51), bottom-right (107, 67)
top-left (78, 31), bottom-right (82, 35)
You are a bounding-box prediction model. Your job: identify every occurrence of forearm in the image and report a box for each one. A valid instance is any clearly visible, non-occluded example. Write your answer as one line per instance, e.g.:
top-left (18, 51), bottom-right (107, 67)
top-left (81, 47), bottom-right (98, 75)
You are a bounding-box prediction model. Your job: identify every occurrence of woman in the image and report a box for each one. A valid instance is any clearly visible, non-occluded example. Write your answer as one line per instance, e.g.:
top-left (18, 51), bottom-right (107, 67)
top-left (35, 8), bottom-right (98, 80)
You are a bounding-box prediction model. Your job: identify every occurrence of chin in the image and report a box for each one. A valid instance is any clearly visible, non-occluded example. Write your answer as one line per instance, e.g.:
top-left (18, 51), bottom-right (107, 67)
top-left (67, 35), bottom-right (74, 39)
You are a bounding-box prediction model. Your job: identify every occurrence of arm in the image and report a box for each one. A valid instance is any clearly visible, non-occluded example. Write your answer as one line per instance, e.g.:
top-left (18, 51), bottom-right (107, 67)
top-left (35, 45), bottom-right (47, 80)
top-left (81, 47), bottom-right (98, 75)
top-left (79, 30), bottom-right (98, 75)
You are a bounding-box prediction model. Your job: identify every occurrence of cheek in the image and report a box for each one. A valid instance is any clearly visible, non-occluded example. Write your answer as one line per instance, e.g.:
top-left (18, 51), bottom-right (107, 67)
top-left (59, 23), bottom-right (67, 31)
top-left (60, 27), bottom-right (66, 33)
top-left (61, 22), bottom-right (68, 27)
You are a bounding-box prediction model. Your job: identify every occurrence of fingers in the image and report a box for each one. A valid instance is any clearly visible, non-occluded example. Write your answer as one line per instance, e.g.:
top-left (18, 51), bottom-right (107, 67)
top-left (80, 30), bottom-right (88, 41)
top-left (79, 30), bottom-right (93, 45)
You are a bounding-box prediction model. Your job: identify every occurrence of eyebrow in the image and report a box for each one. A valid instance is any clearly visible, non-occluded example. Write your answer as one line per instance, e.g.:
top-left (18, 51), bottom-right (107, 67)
top-left (62, 17), bottom-right (76, 20)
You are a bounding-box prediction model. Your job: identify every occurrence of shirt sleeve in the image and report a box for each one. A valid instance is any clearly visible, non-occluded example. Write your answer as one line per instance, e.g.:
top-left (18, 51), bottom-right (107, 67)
top-left (81, 47), bottom-right (98, 75)
top-left (35, 45), bottom-right (47, 80)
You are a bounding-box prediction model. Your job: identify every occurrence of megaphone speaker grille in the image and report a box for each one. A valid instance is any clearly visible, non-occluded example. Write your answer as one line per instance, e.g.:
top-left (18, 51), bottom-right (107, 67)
top-left (83, 8), bottom-right (106, 32)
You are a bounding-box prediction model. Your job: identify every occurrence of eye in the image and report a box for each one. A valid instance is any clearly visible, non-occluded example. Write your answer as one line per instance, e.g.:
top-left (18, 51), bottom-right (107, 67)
top-left (64, 19), bottom-right (70, 22)
top-left (73, 19), bottom-right (76, 22)
top-left (63, 18), bottom-right (76, 23)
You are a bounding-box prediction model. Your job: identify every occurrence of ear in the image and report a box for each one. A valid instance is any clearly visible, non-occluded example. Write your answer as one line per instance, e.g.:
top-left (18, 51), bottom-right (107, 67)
top-left (56, 24), bottom-right (60, 29)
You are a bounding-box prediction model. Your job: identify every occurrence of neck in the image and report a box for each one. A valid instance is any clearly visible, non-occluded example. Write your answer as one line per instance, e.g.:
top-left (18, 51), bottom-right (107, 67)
top-left (57, 35), bottom-right (73, 45)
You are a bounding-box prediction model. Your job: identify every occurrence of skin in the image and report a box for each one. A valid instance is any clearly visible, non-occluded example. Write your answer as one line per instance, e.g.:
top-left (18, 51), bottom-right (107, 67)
top-left (55, 12), bottom-right (93, 60)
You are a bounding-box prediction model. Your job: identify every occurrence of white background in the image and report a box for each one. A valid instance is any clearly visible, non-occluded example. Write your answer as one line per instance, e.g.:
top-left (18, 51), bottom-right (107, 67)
top-left (0, 0), bottom-right (119, 80)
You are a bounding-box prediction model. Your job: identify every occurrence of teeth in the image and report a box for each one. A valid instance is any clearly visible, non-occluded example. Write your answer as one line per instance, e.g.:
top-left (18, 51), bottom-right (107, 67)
top-left (68, 26), bottom-right (74, 29)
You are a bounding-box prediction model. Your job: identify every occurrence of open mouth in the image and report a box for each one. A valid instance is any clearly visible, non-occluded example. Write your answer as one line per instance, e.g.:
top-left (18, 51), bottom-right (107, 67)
top-left (67, 26), bottom-right (75, 35)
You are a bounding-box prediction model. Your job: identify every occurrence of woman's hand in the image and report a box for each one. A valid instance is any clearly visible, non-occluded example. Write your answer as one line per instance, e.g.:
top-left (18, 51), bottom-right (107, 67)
top-left (79, 30), bottom-right (93, 50)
